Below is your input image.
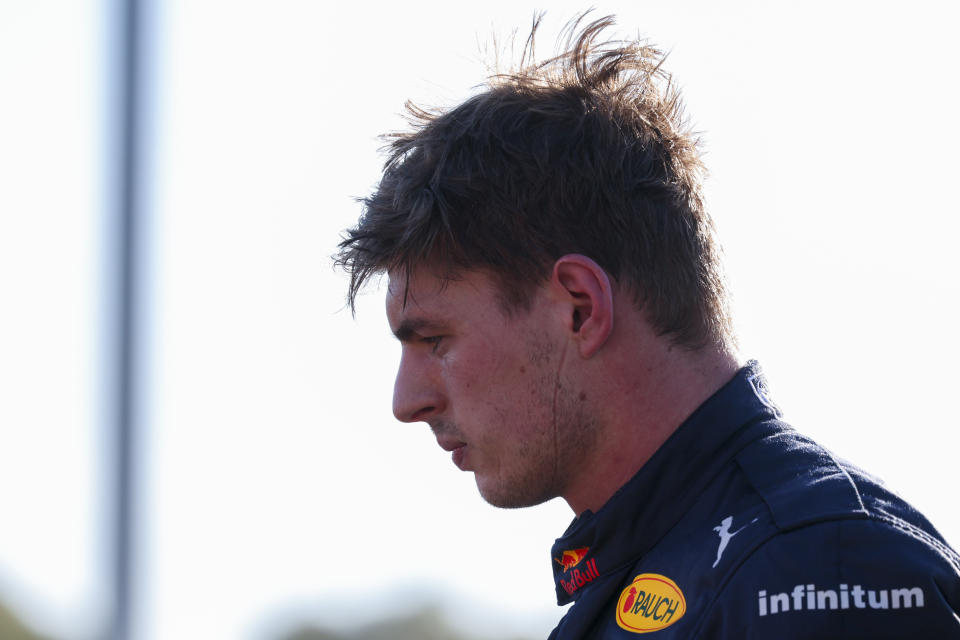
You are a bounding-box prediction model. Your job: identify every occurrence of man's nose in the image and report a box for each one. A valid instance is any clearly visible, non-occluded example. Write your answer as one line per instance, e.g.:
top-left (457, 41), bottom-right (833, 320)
top-left (392, 350), bottom-right (444, 423)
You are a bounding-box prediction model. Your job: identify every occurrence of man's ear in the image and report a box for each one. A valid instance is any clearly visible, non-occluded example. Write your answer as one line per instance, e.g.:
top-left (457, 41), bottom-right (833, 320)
top-left (551, 254), bottom-right (614, 358)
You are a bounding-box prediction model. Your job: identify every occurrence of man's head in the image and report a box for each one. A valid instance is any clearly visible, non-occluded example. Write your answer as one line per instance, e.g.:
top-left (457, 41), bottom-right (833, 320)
top-left (337, 14), bottom-right (733, 352)
top-left (338, 14), bottom-right (739, 512)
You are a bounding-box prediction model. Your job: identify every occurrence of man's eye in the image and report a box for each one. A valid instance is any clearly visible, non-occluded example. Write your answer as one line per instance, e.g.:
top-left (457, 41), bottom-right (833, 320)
top-left (422, 336), bottom-right (444, 351)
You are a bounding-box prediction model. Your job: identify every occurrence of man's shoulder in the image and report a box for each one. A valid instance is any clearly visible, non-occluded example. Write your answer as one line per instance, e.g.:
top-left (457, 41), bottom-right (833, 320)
top-left (689, 426), bottom-right (960, 638)
top-left (587, 424), bottom-right (960, 639)
top-left (734, 424), bottom-right (953, 546)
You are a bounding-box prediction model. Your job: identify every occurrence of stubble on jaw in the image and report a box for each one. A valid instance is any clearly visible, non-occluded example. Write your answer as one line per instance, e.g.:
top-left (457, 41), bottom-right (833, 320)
top-left (478, 329), bottom-right (599, 509)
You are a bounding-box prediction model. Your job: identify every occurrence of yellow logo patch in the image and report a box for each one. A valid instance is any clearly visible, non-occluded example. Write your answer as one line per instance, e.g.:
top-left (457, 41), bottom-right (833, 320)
top-left (615, 574), bottom-right (686, 633)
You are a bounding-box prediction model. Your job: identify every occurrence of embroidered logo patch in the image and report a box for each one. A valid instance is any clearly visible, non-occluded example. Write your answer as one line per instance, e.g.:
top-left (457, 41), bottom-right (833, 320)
top-left (559, 557), bottom-right (600, 596)
top-left (758, 583), bottom-right (925, 616)
top-left (555, 548), bottom-right (599, 596)
top-left (711, 515), bottom-right (757, 568)
top-left (616, 574), bottom-right (686, 633)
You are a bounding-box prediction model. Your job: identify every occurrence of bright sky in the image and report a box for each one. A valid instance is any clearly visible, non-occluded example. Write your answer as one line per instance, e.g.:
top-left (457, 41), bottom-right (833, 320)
top-left (1, 1), bottom-right (958, 639)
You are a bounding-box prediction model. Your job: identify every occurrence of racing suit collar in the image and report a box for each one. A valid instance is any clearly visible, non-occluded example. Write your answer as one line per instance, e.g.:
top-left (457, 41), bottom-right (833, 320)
top-left (550, 360), bottom-right (784, 605)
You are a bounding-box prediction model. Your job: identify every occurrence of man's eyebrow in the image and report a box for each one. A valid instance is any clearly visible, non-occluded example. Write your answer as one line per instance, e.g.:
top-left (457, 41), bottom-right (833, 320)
top-left (392, 318), bottom-right (443, 342)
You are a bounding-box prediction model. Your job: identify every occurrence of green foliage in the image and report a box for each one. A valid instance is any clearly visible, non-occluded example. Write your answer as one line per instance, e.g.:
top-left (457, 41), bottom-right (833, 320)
top-left (276, 606), bottom-right (536, 640)
top-left (0, 601), bottom-right (50, 640)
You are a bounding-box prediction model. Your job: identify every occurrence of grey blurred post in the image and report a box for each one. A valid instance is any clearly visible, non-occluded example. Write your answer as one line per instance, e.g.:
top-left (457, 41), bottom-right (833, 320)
top-left (111, 0), bottom-right (144, 637)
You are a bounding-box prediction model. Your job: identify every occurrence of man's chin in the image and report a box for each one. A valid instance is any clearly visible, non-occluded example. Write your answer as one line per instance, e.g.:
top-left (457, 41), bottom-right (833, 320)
top-left (475, 475), bottom-right (555, 510)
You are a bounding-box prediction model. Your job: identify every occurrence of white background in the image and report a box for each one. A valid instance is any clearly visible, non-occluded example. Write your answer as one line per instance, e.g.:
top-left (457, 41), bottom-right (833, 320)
top-left (0, 1), bottom-right (958, 639)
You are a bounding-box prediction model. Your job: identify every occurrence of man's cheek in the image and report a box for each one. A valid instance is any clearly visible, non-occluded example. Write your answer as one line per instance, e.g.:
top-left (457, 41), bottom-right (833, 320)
top-left (446, 351), bottom-right (501, 390)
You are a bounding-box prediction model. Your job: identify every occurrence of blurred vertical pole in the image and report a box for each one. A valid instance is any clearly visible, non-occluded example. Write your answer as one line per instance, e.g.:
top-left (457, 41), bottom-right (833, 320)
top-left (111, 0), bottom-right (143, 637)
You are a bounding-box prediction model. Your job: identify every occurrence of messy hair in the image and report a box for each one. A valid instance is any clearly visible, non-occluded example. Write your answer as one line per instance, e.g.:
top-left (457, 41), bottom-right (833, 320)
top-left (336, 13), bottom-right (733, 350)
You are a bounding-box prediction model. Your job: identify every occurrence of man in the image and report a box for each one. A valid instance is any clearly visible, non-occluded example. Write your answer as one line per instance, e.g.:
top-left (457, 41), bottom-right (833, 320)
top-left (336, 14), bottom-right (960, 639)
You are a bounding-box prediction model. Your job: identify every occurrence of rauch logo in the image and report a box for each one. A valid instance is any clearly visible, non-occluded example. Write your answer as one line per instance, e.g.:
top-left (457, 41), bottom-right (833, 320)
top-left (616, 574), bottom-right (686, 634)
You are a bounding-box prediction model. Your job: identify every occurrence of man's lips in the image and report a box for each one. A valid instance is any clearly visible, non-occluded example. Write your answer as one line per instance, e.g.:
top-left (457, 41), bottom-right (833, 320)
top-left (436, 436), bottom-right (466, 452)
top-left (451, 445), bottom-right (467, 470)
top-left (436, 437), bottom-right (468, 469)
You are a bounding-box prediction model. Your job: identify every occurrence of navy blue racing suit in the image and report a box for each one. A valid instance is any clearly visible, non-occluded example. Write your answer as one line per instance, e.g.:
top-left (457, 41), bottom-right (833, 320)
top-left (547, 362), bottom-right (960, 638)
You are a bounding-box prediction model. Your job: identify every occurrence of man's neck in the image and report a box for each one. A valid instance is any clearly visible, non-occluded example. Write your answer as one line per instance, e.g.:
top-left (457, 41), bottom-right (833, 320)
top-left (562, 333), bottom-right (740, 516)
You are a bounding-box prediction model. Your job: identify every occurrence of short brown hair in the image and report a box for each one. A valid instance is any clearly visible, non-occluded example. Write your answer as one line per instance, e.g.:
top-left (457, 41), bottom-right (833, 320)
top-left (336, 14), bottom-right (733, 350)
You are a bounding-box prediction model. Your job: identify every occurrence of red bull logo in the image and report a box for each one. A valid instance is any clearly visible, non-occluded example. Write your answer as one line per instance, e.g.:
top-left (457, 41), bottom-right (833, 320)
top-left (559, 557), bottom-right (600, 595)
top-left (554, 547), bottom-right (590, 572)
top-left (555, 547), bottom-right (599, 596)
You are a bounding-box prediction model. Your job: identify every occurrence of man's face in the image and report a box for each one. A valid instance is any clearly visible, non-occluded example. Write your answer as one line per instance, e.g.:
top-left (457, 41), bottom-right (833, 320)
top-left (386, 266), bottom-right (596, 508)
